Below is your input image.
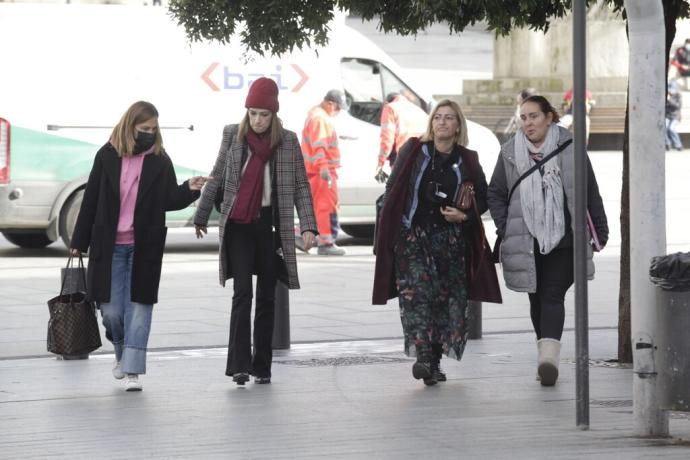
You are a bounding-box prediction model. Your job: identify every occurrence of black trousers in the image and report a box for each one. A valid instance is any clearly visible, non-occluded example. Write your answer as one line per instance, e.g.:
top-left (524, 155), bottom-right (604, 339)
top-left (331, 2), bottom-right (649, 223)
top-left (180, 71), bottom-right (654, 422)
top-left (225, 207), bottom-right (278, 378)
top-left (528, 243), bottom-right (574, 340)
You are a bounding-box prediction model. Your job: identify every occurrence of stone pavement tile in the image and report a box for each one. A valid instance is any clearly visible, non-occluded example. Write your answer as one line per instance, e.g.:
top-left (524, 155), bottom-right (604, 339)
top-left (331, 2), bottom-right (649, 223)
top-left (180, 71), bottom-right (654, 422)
top-left (145, 332), bottom-right (229, 351)
top-left (1, 330), bottom-right (689, 459)
top-left (288, 298), bottom-right (374, 313)
top-left (304, 324), bottom-right (409, 341)
top-left (280, 313), bottom-right (366, 328)
top-left (274, 328), bottom-right (358, 343)
top-left (151, 319), bottom-right (225, 335)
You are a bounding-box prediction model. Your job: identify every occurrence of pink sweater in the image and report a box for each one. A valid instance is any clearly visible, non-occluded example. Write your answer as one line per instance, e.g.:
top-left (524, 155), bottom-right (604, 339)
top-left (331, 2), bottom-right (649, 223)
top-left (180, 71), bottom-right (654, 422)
top-left (115, 147), bottom-right (154, 244)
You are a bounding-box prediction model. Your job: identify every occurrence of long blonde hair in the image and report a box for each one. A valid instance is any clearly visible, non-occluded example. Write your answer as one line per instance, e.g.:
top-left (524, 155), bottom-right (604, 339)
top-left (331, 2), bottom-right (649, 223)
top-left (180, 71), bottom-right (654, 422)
top-left (420, 99), bottom-right (469, 147)
top-left (110, 101), bottom-right (163, 157)
top-left (237, 110), bottom-right (284, 150)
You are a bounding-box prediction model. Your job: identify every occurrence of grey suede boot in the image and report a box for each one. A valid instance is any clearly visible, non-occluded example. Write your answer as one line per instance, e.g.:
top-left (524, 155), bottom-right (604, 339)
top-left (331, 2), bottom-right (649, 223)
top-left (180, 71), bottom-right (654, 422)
top-left (537, 338), bottom-right (561, 386)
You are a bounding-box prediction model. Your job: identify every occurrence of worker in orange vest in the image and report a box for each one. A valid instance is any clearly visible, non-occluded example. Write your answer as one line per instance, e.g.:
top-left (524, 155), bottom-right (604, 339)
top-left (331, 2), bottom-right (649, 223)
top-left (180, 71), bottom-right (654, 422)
top-left (300, 90), bottom-right (348, 256)
top-left (375, 92), bottom-right (429, 183)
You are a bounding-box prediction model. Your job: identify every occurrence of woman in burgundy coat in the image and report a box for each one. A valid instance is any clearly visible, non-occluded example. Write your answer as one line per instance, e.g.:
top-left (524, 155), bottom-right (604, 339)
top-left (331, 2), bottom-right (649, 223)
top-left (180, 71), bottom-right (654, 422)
top-left (373, 99), bottom-right (499, 386)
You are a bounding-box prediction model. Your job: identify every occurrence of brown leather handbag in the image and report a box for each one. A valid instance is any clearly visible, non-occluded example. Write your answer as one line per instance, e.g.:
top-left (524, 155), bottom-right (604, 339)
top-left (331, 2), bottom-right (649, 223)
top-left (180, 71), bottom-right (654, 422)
top-left (456, 181), bottom-right (475, 211)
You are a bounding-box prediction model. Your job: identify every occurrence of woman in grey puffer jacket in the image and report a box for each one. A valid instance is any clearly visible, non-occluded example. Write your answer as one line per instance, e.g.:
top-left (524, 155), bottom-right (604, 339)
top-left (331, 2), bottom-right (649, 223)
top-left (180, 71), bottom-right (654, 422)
top-left (487, 95), bottom-right (608, 386)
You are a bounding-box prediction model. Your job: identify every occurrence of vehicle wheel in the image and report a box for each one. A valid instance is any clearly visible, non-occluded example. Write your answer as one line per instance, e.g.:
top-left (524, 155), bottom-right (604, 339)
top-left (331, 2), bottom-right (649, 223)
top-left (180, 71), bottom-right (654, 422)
top-left (2, 232), bottom-right (53, 248)
top-left (341, 224), bottom-right (375, 239)
top-left (59, 189), bottom-right (84, 248)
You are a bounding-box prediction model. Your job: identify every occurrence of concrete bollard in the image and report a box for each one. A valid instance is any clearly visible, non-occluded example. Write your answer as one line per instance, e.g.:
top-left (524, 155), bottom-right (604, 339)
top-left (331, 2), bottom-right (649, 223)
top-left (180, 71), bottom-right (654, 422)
top-left (467, 300), bottom-right (482, 340)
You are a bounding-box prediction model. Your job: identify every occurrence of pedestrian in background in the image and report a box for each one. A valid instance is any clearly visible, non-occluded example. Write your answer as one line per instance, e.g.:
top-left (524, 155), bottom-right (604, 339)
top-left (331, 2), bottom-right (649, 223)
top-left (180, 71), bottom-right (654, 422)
top-left (666, 79), bottom-right (683, 151)
top-left (503, 87), bottom-right (537, 137)
top-left (373, 99), bottom-right (493, 386)
top-left (194, 77), bottom-right (317, 386)
top-left (70, 100), bottom-right (208, 391)
top-left (375, 91), bottom-right (428, 182)
top-left (559, 88), bottom-right (595, 144)
top-left (671, 38), bottom-right (690, 89)
top-left (300, 90), bottom-right (348, 256)
top-left (487, 95), bottom-right (608, 386)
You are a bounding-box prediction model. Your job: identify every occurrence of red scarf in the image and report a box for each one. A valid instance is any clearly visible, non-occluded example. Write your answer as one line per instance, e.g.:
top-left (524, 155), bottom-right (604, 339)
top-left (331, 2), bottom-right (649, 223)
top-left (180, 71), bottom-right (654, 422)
top-left (229, 130), bottom-right (273, 224)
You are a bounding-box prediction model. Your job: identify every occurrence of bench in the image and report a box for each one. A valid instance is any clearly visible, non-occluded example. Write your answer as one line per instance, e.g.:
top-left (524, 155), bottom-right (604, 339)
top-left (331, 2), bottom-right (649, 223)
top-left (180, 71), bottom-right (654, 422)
top-left (588, 106), bottom-right (625, 134)
top-left (462, 104), bottom-right (628, 135)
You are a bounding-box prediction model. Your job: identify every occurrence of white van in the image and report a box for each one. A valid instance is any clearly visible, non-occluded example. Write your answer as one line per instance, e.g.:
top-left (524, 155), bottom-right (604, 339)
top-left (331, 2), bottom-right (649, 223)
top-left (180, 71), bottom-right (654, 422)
top-left (0, 3), bottom-right (499, 248)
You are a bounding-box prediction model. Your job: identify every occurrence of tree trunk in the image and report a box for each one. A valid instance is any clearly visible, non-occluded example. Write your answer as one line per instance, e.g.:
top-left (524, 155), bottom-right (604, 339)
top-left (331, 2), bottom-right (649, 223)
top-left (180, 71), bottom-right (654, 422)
top-left (618, 0), bottom-right (679, 364)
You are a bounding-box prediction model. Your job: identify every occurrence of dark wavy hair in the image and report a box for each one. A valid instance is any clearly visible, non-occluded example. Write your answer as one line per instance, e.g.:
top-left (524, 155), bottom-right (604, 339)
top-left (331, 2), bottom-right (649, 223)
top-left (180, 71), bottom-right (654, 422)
top-left (521, 95), bottom-right (560, 123)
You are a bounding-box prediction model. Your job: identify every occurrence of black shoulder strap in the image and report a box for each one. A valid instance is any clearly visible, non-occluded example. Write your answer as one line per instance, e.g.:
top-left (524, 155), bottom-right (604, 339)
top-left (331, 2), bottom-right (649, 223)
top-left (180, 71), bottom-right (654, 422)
top-left (506, 139), bottom-right (572, 204)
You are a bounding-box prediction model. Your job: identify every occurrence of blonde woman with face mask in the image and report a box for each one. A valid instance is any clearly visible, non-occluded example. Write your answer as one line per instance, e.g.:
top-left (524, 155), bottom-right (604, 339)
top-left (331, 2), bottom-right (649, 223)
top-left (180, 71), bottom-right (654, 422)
top-left (70, 100), bottom-right (208, 391)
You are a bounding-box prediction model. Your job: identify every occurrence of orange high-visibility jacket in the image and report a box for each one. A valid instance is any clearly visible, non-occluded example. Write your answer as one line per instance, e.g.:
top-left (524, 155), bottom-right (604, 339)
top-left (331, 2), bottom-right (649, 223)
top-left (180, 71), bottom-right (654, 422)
top-left (301, 105), bottom-right (340, 175)
top-left (378, 95), bottom-right (429, 167)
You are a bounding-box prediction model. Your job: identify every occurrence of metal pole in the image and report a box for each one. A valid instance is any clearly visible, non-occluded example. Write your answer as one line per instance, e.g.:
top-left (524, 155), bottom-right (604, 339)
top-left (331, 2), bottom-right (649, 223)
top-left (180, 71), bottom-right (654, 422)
top-left (573, 0), bottom-right (589, 430)
top-left (272, 281), bottom-right (291, 349)
top-left (624, 0), bottom-right (669, 437)
top-left (467, 301), bottom-right (482, 340)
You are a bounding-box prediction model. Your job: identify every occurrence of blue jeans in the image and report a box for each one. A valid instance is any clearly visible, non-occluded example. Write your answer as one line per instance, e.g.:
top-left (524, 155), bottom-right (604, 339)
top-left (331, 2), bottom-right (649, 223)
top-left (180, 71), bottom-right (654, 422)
top-left (100, 244), bottom-right (153, 375)
top-left (666, 118), bottom-right (683, 149)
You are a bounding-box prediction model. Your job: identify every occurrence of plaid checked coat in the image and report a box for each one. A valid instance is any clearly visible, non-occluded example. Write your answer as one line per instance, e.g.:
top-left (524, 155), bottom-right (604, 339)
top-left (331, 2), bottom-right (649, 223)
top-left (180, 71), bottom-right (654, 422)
top-left (194, 124), bottom-right (317, 289)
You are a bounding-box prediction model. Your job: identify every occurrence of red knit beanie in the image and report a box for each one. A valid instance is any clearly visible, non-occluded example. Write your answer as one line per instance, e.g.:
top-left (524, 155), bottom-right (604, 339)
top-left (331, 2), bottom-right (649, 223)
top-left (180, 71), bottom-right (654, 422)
top-left (245, 77), bottom-right (279, 113)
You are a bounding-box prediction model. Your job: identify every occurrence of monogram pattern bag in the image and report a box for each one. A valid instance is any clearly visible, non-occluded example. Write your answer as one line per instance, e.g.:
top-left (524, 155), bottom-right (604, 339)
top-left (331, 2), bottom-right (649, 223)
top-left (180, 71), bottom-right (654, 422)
top-left (47, 255), bottom-right (102, 355)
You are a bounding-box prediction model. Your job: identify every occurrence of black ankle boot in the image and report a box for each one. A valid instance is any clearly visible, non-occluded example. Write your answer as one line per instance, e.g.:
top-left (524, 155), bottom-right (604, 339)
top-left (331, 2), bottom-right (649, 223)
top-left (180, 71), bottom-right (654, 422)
top-left (232, 372), bottom-right (250, 386)
top-left (412, 361), bottom-right (437, 386)
top-left (431, 344), bottom-right (447, 382)
top-left (430, 359), bottom-right (447, 382)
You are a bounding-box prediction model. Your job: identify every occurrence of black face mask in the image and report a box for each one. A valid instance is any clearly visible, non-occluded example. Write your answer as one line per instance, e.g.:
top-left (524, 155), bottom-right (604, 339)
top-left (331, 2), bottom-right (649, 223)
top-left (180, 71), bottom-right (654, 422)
top-left (133, 131), bottom-right (156, 154)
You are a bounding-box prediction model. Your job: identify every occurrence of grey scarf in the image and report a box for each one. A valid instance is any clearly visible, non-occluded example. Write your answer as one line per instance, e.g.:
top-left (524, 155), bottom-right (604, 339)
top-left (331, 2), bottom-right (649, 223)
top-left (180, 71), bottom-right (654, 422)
top-left (515, 124), bottom-right (565, 254)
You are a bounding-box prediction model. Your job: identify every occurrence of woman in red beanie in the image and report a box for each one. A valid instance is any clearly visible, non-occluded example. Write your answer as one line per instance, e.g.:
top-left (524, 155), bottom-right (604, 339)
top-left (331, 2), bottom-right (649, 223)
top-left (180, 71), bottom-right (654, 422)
top-left (194, 77), bottom-right (317, 385)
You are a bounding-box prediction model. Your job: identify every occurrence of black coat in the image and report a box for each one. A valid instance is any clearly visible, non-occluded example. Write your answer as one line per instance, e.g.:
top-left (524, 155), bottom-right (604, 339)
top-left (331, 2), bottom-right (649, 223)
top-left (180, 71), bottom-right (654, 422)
top-left (71, 143), bottom-right (200, 304)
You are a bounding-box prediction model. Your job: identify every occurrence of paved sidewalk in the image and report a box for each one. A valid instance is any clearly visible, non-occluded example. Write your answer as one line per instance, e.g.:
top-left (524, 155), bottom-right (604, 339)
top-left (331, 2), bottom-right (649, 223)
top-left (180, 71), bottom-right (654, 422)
top-left (3, 149), bottom-right (690, 457)
top-left (1, 328), bottom-right (689, 459)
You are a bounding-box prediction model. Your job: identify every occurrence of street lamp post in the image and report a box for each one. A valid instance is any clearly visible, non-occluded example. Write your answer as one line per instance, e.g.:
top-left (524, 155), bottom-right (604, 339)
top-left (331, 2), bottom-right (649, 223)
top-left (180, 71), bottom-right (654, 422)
top-left (572, 0), bottom-right (589, 430)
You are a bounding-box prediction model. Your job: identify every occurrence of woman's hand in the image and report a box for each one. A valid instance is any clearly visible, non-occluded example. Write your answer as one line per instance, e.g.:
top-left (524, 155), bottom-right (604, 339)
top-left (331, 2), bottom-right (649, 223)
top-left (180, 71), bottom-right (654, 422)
top-left (195, 225), bottom-right (207, 239)
top-left (69, 248), bottom-right (81, 257)
top-left (188, 176), bottom-right (212, 191)
top-left (301, 231), bottom-right (316, 251)
top-left (440, 206), bottom-right (469, 224)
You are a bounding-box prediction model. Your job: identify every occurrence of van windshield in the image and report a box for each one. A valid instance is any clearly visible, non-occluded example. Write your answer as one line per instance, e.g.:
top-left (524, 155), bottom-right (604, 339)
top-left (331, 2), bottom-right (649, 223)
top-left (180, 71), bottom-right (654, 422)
top-left (340, 58), bottom-right (425, 126)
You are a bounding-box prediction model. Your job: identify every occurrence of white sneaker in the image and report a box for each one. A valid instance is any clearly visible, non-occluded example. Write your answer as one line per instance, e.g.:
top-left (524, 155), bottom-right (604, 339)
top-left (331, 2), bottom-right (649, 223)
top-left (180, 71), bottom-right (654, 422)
top-left (317, 243), bottom-right (346, 256)
top-left (124, 374), bottom-right (142, 392)
top-left (112, 360), bottom-right (125, 380)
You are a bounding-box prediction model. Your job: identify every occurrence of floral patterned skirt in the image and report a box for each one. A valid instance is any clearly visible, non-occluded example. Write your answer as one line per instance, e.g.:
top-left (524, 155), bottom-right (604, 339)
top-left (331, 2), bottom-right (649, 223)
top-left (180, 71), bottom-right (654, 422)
top-left (394, 222), bottom-right (468, 361)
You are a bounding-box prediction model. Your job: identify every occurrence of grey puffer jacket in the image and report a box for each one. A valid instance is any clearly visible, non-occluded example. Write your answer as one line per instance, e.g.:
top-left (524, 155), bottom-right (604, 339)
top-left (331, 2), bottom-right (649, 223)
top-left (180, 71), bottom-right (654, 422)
top-left (487, 126), bottom-right (608, 293)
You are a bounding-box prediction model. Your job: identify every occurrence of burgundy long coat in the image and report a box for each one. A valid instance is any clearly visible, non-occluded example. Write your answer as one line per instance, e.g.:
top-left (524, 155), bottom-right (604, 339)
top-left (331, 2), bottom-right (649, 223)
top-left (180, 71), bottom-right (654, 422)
top-left (372, 138), bottom-right (501, 305)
